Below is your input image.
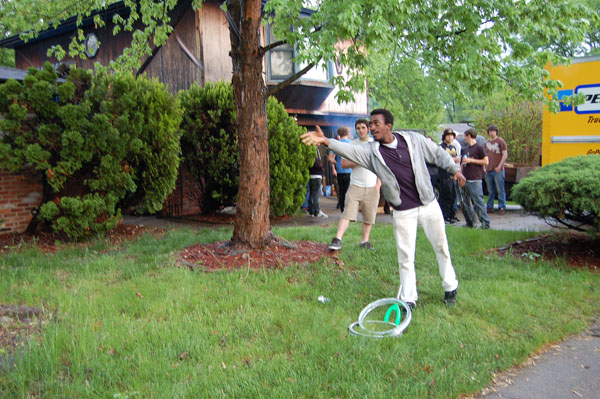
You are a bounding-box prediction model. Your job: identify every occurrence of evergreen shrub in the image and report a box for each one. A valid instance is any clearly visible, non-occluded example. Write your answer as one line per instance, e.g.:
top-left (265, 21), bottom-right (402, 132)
top-left (267, 96), bottom-right (314, 217)
top-left (0, 63), bottom-right (182, 238)
top-left (179, 82), bottom-right (239, 214)
top-left (178, 82), bottom-right (314, 216)
top-left (511, 155), bottom-right (600, 234)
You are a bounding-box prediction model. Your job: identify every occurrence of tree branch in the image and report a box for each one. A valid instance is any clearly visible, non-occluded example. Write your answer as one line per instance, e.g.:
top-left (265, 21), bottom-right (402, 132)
top-left (266, 62), bottom-right (316, 96)
top-left (260, 39), bottom-right (287, 56)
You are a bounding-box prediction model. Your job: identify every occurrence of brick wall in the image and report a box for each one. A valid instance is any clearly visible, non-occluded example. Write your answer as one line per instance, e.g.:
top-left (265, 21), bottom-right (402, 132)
top-left (0, 170), bottom-right (43, 234)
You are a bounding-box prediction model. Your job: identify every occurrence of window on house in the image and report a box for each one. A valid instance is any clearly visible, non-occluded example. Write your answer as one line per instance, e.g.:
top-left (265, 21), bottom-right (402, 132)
top-left (266, 24), bottom-right (331, 83)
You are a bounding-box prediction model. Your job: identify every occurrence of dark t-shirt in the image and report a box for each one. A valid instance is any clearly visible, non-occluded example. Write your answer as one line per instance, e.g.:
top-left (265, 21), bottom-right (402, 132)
top-left (378, 134), bottom-right (423, 211)
top-left (439, 142), bottom-right (458, 179)
top-left (309, 158), bottom-right (324, 176)
top-left (461, 143), bottom-right (487, 181)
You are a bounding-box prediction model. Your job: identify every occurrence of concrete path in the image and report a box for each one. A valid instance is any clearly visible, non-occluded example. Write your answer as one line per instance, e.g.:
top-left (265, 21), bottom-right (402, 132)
top-left (278, 195), bottom-right (560, 233)
top-left (475, 321), bottom-right (600, 399)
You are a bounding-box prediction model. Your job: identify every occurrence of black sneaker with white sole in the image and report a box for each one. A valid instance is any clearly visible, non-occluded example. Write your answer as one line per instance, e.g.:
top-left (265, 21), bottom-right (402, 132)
top-left (359, 241), bottom-right (375, 250)
top-left (328, 237), bottom-right (342, 251)
top-left (444, 289), bottom-right (457, 306)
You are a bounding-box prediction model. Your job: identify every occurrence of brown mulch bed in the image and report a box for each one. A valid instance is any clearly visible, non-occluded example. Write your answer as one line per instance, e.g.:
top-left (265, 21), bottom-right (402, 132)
top-left (0, 223), bottom-right (165, 255)
top-left (493, 232), bottom-right (600, 271)
top-left (178, 238), bottom-right (334, 271)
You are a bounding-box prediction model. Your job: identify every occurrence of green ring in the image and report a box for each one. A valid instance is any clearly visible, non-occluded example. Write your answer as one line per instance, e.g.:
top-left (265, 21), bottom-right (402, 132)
top-left (383, 304), bottom-right (401, 325)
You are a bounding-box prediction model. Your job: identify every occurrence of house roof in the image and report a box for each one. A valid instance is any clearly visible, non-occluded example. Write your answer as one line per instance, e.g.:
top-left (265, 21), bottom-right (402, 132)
top-left (438, 123), bottom-right (474, 136)
top-left (0, 0), bottom-right (314, 50)
top-left (0, 66), bottom-right (28, 81)
top-left (0, 1), bottom-right (131, 49)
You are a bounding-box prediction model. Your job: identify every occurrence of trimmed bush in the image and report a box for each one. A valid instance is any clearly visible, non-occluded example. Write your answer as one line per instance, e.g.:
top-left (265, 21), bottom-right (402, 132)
top-left (178, 82), bottom-right (314, 216)
top-left (511, 155), bottom-right (600, 234)
top-left (267, 96), bottom-right (314, 216)
top-left (0, 63), bottom-right (182, 238)
top-left (178, 82), bottom-right (239, 214)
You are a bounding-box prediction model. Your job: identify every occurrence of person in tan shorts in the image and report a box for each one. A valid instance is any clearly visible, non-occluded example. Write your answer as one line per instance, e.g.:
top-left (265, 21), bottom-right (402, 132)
top-left (329, 119), bottom-right (381, 250)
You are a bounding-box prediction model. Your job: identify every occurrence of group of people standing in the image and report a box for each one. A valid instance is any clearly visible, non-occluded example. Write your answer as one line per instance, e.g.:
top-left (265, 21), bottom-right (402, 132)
top-left (301, 109), bottom-right (508, 310)
top-left (438, 125), bottom-right (508, 230)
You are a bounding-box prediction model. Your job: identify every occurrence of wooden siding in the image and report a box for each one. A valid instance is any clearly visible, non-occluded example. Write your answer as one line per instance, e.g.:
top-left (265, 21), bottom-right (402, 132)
top-left (200, 3), bottom-right (232, 83)
top-left (144, 8), bottom-right (202, 93)
top-left (14, 24), bottom-right (136, 71)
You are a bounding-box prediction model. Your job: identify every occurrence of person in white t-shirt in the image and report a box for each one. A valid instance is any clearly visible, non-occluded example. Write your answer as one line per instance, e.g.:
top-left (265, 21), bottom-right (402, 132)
top-left (329, 119), bottom-right (381, 251)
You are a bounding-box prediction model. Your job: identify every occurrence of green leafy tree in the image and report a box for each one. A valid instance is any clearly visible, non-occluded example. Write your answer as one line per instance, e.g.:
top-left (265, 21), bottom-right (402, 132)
top-left (471, 89), bottom-right (542, 165)
top-left (368, 55), bottom-right (445, 132)
top-left (512, 155), bottom-right (600, 234)
top-left (2, 0), bottom-right (595, 248)
top-left (0, 63), bottom-right (181, 238)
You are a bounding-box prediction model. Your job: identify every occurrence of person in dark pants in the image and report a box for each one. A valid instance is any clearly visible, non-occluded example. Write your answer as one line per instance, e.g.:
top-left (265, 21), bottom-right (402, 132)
top-left (461, 128), bottom-right (490, 229)
top-left (308, 154), bottom-right (328, 218)
top-left (439, 128), bottom-right (460, 223)
top-left (328, 126), bottom-right (352, 212)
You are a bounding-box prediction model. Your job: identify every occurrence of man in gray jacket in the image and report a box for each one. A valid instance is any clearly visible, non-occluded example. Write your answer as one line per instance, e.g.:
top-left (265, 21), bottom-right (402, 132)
top-left (301, 109), bottom-right (466, 308)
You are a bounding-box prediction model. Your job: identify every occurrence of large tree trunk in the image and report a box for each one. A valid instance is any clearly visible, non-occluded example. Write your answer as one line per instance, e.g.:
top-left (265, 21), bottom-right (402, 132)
top-left (227, 0), bottom-right (272, 249)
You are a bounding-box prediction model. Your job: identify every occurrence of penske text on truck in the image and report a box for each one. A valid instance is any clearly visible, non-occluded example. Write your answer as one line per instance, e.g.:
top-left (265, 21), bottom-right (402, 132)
top-left (542, 55), bottom-right (600, 166)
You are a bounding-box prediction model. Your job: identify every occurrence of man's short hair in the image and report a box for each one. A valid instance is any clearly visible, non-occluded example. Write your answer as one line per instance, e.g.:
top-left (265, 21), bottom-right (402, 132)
top-left (337, 126), bottom-right (350, 137)
top-left (355, 118), bottom-right (369, 129)
top-left (464, 128), bottom-right (477, 138)
top-left (487, 124), bottom-right (499, 133)
top-left (370, 108), bottom-right (394, 126)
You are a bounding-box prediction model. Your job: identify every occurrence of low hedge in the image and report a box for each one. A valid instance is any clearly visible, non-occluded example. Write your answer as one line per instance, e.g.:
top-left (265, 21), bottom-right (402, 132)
top-left (511, 155), bottom-right (600, 234)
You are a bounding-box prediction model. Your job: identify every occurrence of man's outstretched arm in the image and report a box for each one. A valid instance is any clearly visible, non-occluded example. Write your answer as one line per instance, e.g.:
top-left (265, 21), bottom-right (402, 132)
top-left (301, 126), bottom-right (329, 147)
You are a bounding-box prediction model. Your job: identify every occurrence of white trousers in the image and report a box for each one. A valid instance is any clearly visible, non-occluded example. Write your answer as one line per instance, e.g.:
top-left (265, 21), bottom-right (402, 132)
top-left (391, 200), bottom-right (459, 303)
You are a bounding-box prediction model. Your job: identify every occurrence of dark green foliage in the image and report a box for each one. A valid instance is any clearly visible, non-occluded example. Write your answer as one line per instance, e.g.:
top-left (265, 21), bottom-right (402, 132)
top-left (178, 82), bottom-right (239, 214)
top-left (178, 82), bottom-right (314, 216)
top-left (0, 62), bottom-right (181, 238)
top-left (511, 155), bottom-right (600, 234)
top-left (267, 96), bottom-right (314, 217)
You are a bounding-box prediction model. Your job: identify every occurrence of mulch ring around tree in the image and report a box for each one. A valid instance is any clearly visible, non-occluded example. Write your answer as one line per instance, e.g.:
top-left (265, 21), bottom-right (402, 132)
top-left (177, 238), bottom-right (334, 271)
top-left (492, 232), bottom-right (600, 271)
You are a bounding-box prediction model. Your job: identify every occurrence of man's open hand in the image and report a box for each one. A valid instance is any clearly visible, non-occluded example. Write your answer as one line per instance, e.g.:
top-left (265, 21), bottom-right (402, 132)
top-left (301, 125), bottom-right (328, 147)
top-left (453, 171), bottom-right (466, 187)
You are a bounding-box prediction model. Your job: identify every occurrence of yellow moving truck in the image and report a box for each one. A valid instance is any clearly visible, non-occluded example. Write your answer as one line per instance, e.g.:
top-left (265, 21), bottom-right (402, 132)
top-left (542, 55), bottom-right (600, 166)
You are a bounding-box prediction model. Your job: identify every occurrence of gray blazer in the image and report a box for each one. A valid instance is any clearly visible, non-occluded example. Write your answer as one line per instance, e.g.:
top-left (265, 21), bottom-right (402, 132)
top-left (328, 131), bottom-right (459, 209)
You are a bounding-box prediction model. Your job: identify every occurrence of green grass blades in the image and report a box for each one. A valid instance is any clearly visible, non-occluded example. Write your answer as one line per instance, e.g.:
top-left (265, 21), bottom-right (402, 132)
top-left (1, 224), bottom-right (598, 398)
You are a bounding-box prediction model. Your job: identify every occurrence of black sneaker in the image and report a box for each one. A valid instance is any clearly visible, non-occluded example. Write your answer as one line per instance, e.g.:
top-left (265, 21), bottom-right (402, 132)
top-left (406, 302), bottom-right (417, 310)
top-left (444, 289), bottom-right (457, 306)
top-left (328, 237), bottom-right (342, 251)
top-left (359, 241), bottom-right (375, 250)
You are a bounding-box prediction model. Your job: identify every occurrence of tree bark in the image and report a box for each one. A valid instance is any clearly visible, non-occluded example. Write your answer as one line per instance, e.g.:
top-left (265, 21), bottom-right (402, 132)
top-left (227, 0), bottom-right (272, 249)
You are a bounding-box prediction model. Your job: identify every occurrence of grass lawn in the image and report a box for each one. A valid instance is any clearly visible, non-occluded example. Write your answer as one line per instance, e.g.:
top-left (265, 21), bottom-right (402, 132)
top-left (1, 223), bottom-right (599, 398)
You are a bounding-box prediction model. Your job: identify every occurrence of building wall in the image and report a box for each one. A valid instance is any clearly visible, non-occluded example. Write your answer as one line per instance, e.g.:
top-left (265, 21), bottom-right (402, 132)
top-left (0, 170), bottom-right (43, 235)
top-left (200, 3), bottom-right (233, 83)
top-left (144, 8), bottom-right (203, 94)
top-left (14, 21), bottom-right (136, 71)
